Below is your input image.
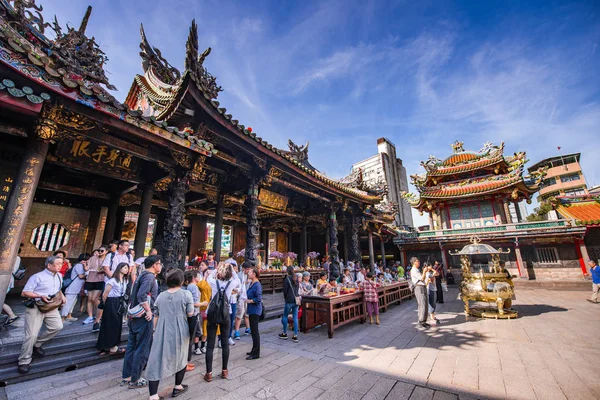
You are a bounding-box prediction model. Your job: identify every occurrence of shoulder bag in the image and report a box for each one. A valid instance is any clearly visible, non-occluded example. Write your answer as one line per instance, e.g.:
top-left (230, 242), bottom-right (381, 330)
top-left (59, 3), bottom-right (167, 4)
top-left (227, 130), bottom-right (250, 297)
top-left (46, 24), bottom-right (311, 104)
top-left (287, 277), bottom-right (301, 306)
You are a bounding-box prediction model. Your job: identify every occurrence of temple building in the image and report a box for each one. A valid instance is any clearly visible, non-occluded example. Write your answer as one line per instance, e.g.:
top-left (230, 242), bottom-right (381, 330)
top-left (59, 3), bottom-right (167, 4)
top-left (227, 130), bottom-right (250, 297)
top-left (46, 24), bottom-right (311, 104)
top-left (396, 141), bottom-right (590, 280)
top-left (529, 153), bottom-right (589, 202)
top-left (0, 3), bottom-right (397, 309)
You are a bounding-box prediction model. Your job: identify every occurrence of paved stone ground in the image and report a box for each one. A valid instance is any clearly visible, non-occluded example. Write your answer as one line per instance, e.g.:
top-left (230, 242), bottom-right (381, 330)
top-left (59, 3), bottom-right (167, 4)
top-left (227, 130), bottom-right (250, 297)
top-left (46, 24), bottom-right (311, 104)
top-left (2, 286), bottom-right (598, 400)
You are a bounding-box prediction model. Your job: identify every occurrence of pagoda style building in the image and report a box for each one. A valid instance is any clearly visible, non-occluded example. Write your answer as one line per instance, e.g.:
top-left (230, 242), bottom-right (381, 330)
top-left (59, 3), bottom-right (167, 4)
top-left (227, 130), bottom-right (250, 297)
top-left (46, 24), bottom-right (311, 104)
top-left (397, 141), bottom-right (590, 280)
top-left (0, 1), bottom-right (398, 316)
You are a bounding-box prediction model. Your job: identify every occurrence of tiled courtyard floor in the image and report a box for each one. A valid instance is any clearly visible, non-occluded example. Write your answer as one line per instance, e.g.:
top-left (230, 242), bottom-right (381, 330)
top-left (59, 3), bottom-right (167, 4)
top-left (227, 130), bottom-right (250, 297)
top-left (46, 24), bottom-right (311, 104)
top-left (2, 286), bottom-right (598, 400)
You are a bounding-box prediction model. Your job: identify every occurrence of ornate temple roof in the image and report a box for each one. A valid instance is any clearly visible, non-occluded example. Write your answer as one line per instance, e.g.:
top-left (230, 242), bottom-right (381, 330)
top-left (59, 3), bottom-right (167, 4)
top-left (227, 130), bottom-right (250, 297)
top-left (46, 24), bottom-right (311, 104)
top-left (403, 141), bottom-right (547, 212)
top-left (124, 19), bottom-right (382, 203)
top-left (0, 1), bottom-right (215, 157)
top-left (555, 195), bottom-right (600, 226)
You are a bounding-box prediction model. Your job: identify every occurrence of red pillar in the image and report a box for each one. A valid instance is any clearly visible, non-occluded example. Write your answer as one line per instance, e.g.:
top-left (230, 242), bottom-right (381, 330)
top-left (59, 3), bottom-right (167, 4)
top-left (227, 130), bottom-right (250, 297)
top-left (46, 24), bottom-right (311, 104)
top-left (574, 237), bottom-right (588, 275)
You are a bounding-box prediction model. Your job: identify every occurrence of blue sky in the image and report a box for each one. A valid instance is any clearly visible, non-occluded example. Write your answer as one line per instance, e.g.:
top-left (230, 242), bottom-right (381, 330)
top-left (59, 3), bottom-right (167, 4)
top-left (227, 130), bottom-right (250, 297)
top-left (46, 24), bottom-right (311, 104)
top-left (41, 0), bottom-right (600, 226)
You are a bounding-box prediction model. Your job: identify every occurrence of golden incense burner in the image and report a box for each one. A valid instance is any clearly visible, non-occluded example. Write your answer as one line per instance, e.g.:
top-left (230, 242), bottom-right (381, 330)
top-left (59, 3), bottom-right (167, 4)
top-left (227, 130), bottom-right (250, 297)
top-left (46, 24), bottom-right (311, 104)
top-left (450, 237), bottom-right (517, 319)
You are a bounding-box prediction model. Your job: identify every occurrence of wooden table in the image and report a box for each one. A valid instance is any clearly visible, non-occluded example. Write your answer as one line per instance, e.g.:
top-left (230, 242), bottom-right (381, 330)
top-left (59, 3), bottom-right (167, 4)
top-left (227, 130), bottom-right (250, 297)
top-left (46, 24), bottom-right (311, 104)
top-left (301, 281), bottom-right (411, 338)
top-left (259, 269), bottom-right (325, 294)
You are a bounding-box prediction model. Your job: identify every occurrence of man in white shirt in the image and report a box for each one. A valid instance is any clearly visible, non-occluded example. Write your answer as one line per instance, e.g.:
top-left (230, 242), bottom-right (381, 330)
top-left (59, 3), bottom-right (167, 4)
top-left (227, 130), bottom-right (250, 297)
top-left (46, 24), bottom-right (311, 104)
top-left (410, 258), bottom-right (429, 328)
top-left (18, 255), bottom-right (66, 373)
top-left (225, 252), bottom-right (238, 268)
top-left (356, 267), bottom-right (367, 283)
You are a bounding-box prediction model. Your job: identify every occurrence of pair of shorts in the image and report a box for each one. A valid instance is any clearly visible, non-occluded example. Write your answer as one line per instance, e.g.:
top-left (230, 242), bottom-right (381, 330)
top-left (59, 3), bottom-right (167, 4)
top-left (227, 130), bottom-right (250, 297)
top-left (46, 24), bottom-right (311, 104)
top-left (84, 281), bottom-right (104, 291)
top-left (235, 300), bottom-right (246, 319)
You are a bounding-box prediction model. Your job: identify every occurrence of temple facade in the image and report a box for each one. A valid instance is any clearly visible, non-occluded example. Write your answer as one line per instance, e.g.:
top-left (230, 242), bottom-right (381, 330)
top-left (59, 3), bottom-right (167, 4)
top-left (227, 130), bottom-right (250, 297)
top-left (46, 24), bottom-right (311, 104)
top-left (396, 141), bottom-right (590, 280)
top-left (0, 2), bottom-right (397, 309)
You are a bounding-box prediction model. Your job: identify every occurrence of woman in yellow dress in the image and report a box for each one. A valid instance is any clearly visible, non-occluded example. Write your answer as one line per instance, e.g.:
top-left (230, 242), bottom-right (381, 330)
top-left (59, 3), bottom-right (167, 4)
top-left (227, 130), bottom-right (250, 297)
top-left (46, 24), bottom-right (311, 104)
top-left (195, 262), bottom-right (212, 354)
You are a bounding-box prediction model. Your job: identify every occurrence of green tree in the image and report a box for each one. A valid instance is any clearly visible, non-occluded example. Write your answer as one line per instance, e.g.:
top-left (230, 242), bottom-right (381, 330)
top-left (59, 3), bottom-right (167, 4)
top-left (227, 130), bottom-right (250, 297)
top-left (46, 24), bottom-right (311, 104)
top-left (526, 200), bottom-right (554, 222)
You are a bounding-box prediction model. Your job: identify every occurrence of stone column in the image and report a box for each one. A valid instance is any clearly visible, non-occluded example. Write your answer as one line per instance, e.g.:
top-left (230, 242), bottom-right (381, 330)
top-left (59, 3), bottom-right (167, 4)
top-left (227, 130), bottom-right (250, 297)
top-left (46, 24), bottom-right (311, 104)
top-left (368, 231), bottom-right (375, 272)
top-left (328, 204), bottom-right (340, 279)
top-left (102, 198), bottom-right (119, 244)
top-left (399, 247), bottom-right (407, 266)
top-left (134, 184), bottom-right (154, 257)
top-left (163, 168), bottom-right (189, 271)
top-left (514, 239), bottom-right (528, 279)
top-left (0, 134), bottom-right (51, 310)
top-left (379, 235), bottom-right (386, 268)
top-left (440, 244), bottom-right (450, 268)
top-left (504, 201), bottom-right (513, 224)
top-left (244, 181), bottom-right (260, 266)
top-left (300, 220), bottom-right (307, 265)
top-left (514, 201), bottom-right (522, 223)
top-left (428, 212), bottom-right (434, 230)
top-left (213, 193), bottom-right (224, 262)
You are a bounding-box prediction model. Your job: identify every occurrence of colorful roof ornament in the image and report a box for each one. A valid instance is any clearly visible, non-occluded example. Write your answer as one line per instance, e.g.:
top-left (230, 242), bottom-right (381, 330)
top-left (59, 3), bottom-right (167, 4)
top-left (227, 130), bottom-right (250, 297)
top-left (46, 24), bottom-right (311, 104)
top-left (402, 141), bottom-right (547, 212)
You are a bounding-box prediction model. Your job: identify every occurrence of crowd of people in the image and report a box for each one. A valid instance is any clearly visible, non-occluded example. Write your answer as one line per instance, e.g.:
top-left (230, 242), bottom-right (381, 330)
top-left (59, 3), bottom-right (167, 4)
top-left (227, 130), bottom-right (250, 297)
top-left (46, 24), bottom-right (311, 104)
top-left (13, 241), bottom-right (264, 400)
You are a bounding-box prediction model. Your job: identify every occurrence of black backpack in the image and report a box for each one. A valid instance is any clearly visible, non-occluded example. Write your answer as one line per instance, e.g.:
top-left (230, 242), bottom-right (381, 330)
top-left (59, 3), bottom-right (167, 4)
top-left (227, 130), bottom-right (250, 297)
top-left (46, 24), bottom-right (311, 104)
top-left (61, 264), bottom-right (77, 291)
top-left (207, 280), bottom-right (231, 325)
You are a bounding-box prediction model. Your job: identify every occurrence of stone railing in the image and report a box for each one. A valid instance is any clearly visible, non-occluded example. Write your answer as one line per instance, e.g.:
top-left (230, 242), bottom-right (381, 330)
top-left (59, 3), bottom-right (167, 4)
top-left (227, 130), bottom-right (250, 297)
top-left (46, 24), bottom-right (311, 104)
top-left (394, 219), bottom-right (578, 243)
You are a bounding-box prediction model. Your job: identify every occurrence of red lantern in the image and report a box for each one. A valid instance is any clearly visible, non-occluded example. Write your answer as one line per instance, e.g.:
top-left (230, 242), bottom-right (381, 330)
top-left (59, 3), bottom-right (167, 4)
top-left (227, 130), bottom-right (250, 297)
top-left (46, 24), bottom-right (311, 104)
top-left (248, 127), bottom-right (253, 133)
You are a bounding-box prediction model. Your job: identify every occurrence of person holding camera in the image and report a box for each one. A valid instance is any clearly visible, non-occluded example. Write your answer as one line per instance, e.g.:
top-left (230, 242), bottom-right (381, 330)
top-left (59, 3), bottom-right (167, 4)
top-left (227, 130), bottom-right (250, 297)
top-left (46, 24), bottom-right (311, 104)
top-left (410, 257), bottom-right (429, 328)
top-left (17, 255), bottom-right (66, 374)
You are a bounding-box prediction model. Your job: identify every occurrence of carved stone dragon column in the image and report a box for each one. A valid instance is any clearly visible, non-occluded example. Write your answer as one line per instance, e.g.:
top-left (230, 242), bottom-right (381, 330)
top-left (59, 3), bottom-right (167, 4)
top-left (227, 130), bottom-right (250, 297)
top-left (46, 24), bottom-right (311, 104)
top-left (328, 203), bottom-right (341, 279)
top-left (244, 180), bottom-right (261, 266)
top-left (348, 206), bottom-right (361, 266)
top-left (162, 167), bottom-right (189, 271)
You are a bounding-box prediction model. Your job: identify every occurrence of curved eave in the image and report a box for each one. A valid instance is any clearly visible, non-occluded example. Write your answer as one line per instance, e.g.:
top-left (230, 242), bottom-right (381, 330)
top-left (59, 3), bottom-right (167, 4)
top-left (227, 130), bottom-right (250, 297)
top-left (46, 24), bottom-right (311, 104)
top-left (181, 81), bottom-right (379, 203)
top-left (410, 178), bottom-right (537, 211)
top-left (556, 202), bottom-right (600, 226)
top-left (428, 155), bottom-right (507, 178)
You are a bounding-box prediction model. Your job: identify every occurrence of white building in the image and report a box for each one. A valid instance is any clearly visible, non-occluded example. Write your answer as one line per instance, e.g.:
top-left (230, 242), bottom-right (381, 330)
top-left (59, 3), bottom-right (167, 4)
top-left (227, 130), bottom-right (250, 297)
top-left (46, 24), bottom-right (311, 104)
top-left (352, 138), bottom-right (414, 227)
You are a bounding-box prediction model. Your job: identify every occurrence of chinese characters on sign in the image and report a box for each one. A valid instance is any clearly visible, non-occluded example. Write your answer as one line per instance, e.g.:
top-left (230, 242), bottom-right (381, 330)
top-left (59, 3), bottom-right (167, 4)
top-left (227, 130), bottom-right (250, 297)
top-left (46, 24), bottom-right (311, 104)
top-left (68, 140), bottom-right (133, 169)
top-left (258, 188), bottom-right (289, 211)
top-left (53, 139), bottom-right (138, 179)
top-left (0, 174), bottom-right (14, 223)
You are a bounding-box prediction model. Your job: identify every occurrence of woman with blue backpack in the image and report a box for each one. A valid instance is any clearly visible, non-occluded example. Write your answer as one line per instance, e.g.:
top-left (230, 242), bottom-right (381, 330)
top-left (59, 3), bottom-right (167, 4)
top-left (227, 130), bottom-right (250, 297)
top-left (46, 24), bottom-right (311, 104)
top-left (204, 262), bottom-right (235, 382)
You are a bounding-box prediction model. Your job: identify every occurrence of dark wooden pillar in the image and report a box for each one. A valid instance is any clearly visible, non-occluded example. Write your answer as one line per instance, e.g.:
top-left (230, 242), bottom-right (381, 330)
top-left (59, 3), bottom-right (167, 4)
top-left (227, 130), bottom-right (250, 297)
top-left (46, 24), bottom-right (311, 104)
top-left (349, 209), bottom-right (360, 264)
top-left (114, 206), bottom-right (126, 240)
top-left (368, 231), bottom-right (375, 271)
top-left (244, 180), bottom-right (260, 266)
top-left (262, 229), bottom-right (269, 261)
top-left (380, 235), bottom-right (386, 268)
top-left (213, 193), bottom-right (224, 262)
top-left (163, 168), bottom-right (189, 270)
top-left (134, 184), bottom-right (154, 257)
top-left (328, 204), bottom-right (340, 279)
top-left (343, 225), bottom-right (350, 266)
top-left (300, 220), bottom-right (307, 265)
top-left (0, 135), bottom-right (49, 310)
top-left (102, 198), bottom-right (119, 244)
top-left (189, 217), bottom-right (207, 258)
top-left (288, 231), bottom-right (293, 252)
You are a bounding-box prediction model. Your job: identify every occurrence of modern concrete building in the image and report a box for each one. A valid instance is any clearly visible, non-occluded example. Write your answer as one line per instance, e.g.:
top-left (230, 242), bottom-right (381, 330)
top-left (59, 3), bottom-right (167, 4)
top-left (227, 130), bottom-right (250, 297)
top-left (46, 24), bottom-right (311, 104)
top-left (529, 153), bottom-right (588, 202)
top-left (352, 138), bottom-right (414, 227)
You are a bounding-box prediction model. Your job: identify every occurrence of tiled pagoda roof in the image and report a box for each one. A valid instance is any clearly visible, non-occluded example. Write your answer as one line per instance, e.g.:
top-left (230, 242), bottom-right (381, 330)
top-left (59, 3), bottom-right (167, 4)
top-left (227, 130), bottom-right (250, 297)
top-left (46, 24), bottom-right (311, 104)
top-left (421, 172), bottom-right (525, 199)
top-left (402, 141), bottom-right (547, 211)
top-left (556, 195), bottom-right (600, 226)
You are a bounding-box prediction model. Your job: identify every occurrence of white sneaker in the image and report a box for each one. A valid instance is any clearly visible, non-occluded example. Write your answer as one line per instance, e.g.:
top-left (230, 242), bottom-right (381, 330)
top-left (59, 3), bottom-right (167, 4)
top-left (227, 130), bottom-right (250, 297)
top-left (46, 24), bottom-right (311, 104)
top-left (194, 347), bottom-right (202, 355)
top-left (228, 338), bottom-right (235, 346)
top-left (200, 346), bottom-right (206, 354)
top-left (82, 316), bottom-right (95, 325)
